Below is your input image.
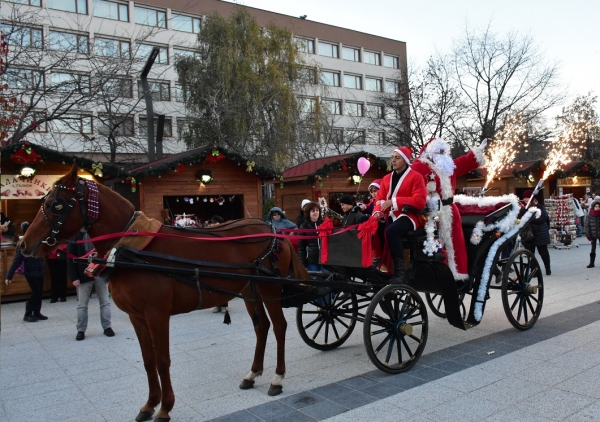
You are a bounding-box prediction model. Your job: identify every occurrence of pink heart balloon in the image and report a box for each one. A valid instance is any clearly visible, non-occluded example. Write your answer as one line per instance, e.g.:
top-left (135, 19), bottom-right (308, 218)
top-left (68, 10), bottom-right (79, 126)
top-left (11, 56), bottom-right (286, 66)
top-left (357, 157), bottom-right (371, 176)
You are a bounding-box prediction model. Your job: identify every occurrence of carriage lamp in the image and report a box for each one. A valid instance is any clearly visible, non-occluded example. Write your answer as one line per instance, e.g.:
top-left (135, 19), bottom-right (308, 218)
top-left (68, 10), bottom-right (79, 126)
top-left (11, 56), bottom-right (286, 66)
top-left (20, 166), bottom-right (36, 178)
top-left (351, 173), bottom-right (362, 185)
top-left (527, 173), bottom-right (535, 183)
top-left (196, 170), bottom-right (213, 185)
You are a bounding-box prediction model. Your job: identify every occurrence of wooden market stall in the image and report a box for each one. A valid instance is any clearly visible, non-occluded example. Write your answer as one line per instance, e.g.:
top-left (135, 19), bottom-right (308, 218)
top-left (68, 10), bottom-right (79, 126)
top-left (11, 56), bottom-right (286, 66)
top-left (129, 145), bottom-right (278, 225)
top-left (273, 152), bottom-right (390, 223)
top-left (0, 141), bottom-right (125, 302)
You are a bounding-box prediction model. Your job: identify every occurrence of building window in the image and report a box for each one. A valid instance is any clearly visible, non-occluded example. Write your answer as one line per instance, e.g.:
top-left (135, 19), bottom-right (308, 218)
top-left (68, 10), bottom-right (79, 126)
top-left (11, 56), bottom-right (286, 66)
top-left (365, 77), bottom-right (382, 92)
top-left (385, 107), bottom-right (400, 120)
top-left (321, 99), bottom-right (341, 115)
top-left (5, 68), bottom-right (43, 89)
top-left (48, 0), bottom-right (87, 14)
top-left (97, 115), bottom-right (134, 136)
top-left (138, 80), bottom-right (170, 101)
top-left (95, 37), bottom-right (130, 59)
top-left (298, 97), bottom-right (316, 113)
top-left (367, 131), bottom-right (385, 145)
top-left (345, 129), bottom-right (365, 145)
top-left (134, 6), bottom-right (166, 28)
top-left (101, 77), bottom-right (133, 97)
top-left (52, 114), bottom-right (93, 134)
top-left (328, 128), bottom-right (344, 145)
top-left (173, 83), bottom-right (187, 102)
top-left (321, 70), bottom-right (340, 87)
top-left (366, 104), bottom-right (384, 119)
top-left (137, 44), bottom-right (168, 64)
top-left (342, 46), bottom-right (360, 62)
top-left (384, 54), bottom-right (399, 69)
top-left (140, 116), bottom-right (172, 137)
top-left (344, 74), bottom-right (362, 90)
top-left (49, 30), bottom-right (89, 54)
top-left (299, 67), bottom-right (317, 84)
top-left (50, 72), bottom-right (90, 94)
top-left (173, 48), bottom-right (199, 60)
top-left (176, 118), bottom-right (191, 140)
top-left (0, 25), bottom-right (43, 48)
top-left (31, 111), bottom-right (47, 132)
top-left (93, 0), bottom-right (129, 22)
top-left (295, 37), bottom-right (315, 54)
top-left (5, 0), bottom-right (41, 6)
top-left (318, 41), bottom-right (338, 58)
top-left (363, 51), bottom-right (380, 65)
top-left (344, 101), bottom-right (364, 117)
top-left (171, 13), bottom-right (201, 33)
top-left (385, 80), bottom-right (400, 95)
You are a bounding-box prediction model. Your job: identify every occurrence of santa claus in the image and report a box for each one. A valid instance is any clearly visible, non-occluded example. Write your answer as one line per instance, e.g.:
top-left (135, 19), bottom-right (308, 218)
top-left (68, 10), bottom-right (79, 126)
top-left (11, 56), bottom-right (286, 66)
top-left (411, 138), bottom-right (487, 280)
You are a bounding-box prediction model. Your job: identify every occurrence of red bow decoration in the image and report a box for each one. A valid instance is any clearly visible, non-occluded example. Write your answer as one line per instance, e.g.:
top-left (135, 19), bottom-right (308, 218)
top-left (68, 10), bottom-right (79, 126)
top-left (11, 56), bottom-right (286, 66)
top-left (205, 149), bottom-right (225, 163)
top-left (340, 160), bottom-right (348, 171)
top-left (318, 217), bottom-right (334, 264)
top-left (357, 218), bottom-right (378, 267)
top-left (175, 163), bottom-right (184, 174)
top-left (11, 143), bottom-right (42, 164)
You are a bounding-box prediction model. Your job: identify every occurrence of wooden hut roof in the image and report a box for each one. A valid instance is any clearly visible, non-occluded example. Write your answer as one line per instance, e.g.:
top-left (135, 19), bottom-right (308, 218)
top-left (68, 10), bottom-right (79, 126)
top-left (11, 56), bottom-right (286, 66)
top-left (0, 141), bottom-right (127, 179)
top-left (129, 145), bottom-right (279, 180)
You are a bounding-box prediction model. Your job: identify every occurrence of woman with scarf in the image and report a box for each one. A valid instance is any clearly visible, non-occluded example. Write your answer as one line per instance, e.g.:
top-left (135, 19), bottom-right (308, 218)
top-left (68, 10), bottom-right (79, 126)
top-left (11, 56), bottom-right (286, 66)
top-left (297, 202), bottom-right (324, 272)
top-left (584, 196), bottom-right (600, 268)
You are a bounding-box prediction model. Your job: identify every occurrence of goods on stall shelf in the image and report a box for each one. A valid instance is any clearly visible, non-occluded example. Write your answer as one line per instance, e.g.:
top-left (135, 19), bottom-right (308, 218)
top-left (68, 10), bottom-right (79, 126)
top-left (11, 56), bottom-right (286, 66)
top-left (545, 194), bottom-right (578, 249)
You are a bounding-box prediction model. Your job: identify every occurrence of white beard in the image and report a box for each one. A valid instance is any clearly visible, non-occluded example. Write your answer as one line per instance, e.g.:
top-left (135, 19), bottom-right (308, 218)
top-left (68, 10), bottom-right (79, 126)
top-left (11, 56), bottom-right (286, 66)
top-left (431, 153), bottom-right (456, 177)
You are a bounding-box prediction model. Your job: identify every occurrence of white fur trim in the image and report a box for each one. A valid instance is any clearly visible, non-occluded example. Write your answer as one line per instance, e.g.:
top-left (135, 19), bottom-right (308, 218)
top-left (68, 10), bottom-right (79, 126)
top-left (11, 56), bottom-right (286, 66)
top-left (244, 370), bottom-right (263, 381)
top-left (472, 146), bottom-right (487, 166)
top-left (368, 182), bottom-right (380, 189)
top-left (427, 181), bottom-right (437, 193)
top-left (418, 158), bottom-right (453, 199)
top-left (271, 373), bottom-right (285, 386)
top-left (473, 207), bottom-right (538, 321)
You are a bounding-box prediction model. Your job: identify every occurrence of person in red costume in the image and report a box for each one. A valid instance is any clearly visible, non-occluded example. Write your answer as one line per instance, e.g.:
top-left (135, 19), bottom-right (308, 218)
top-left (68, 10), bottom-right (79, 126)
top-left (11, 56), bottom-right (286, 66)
top-left (411, 138), bottom-right (487, 280)
top-left (372, 146), bottom-right (427, 282)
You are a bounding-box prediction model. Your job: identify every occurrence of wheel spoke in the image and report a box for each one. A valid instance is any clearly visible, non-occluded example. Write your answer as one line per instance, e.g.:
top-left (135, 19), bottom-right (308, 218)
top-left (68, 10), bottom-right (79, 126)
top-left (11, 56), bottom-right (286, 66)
top-left (516, 294), bottom-right (524, 321)
top-left (374, 332), bottom-right (392, 355)
top-left (330, 320), bottom-right (341, 341)
top-left (435, 294), bottom-right (443, 310)
top-left (395, 337), bottom-right (402, 365)
top-left (385, 335), bottom-right (395, 364)
top-left (332, 315), bottom-right (351, 329)
top-left (303, 314), bottom-right (323, 330)
top-left (311, 318), bottom-right (326, 339)
top-left (525, 295), bottom-right (536, 316)
top-left (510, 293), bottom-right (521, 311)
top-left (522, 294), bottom-right (529, 322)
top-left (400, 336), bottom-right (414, 358)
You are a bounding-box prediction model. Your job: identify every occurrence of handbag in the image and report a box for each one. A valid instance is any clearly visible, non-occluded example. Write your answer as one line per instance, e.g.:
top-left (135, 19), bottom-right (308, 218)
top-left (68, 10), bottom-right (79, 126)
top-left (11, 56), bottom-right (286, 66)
top-left (520, 224), bottom-right (534, 244)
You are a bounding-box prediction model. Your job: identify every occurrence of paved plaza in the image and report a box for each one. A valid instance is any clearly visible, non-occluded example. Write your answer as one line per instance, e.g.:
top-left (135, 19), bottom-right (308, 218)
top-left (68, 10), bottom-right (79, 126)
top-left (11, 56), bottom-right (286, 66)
top-left (1, 237), bottom-right (600, 422)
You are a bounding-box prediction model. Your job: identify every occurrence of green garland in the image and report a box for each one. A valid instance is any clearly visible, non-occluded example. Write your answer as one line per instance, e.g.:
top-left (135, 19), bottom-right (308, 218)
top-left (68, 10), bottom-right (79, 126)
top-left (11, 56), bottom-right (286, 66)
top-left (512, 160), bottom-right (544, 178)
top-left (302, 151), bottom-right (388, 185)
top-left (0, 141), bottom-right (127, 179)
top-left (512, 160), bottom-right (599, 179)
top-left (129, 144), bottom-right (279, 180)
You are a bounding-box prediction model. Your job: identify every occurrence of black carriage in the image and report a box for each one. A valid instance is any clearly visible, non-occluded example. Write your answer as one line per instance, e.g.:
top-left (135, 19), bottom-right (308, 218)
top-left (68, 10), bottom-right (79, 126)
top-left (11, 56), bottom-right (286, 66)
top-left (295, 194), bottom-right (544, 374)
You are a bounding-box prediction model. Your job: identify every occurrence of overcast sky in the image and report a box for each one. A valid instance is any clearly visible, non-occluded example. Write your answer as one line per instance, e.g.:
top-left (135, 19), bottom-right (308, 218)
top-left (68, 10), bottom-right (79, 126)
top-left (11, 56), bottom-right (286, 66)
top-left (229, 0), bottom-right (599, 116)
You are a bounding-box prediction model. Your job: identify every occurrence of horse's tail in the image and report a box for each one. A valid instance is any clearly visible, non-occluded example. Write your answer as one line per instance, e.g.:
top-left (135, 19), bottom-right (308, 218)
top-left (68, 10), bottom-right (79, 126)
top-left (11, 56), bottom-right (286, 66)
top-left (282, 238), bottom-right (311, 280)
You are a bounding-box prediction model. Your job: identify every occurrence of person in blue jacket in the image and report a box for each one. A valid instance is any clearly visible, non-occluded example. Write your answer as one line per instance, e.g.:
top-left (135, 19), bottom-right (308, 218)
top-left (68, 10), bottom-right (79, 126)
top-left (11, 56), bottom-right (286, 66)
top-left (266, 207), bottom-right (297, 230)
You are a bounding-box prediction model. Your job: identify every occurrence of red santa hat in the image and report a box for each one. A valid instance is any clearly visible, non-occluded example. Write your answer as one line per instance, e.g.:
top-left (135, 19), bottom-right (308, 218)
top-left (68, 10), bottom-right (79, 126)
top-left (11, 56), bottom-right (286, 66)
top-left (393, 146), bottom-right (412, 165)
top-left (368, 179), bottom-right (381, 190)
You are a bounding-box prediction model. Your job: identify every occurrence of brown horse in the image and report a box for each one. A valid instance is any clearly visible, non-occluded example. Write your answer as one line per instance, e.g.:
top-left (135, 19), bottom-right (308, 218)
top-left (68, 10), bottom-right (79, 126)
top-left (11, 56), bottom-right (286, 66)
top-left (20, 166), bottom-right (310, 422)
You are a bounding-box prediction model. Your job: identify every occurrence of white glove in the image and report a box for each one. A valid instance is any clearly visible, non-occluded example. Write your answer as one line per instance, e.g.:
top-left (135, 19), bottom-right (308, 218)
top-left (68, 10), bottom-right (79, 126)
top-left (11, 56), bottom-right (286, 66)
top-left (478, 138), bottom-right (488, 150)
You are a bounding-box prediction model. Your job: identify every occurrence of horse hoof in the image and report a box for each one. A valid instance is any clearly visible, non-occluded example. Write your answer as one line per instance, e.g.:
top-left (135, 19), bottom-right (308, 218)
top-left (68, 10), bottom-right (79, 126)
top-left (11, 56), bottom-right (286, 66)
top-left (239, 379), bottom-right (255, 390)
top-left (154, 418), bottom-right (170, 422)
top-left (268, 384), bottom-right (283, 396)
top-left (135, 411), bottom-right (154, 421)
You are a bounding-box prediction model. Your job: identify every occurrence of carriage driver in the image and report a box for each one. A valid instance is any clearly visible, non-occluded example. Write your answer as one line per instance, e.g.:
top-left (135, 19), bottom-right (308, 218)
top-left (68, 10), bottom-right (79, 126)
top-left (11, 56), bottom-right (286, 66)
top-left (372, 147), bottom-right (427, 282)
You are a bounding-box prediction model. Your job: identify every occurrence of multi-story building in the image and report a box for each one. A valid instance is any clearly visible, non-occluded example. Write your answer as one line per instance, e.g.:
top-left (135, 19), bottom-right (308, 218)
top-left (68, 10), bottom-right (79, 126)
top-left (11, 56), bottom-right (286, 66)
top-left (1, 0), bottom-right (408, 162)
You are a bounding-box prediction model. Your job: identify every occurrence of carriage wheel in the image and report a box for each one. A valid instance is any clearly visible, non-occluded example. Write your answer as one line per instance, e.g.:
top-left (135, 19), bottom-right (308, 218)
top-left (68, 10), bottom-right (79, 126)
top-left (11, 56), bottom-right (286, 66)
top-left (501, 249), bottom-right (544, 331)
top-left (425, 293), bottom-right (466, 319)
top-left (363, 284), bottom-right (428, 374)
top-left (296, 291), bottom-right (358, 351)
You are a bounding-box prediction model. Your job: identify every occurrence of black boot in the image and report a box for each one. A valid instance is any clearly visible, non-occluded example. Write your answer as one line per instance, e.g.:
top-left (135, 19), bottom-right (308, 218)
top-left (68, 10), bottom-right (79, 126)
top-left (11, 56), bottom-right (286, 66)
top-left (34, 300), bottom-right (48, 320)
top-left (587, 253), bottom-right (596, 268)
top-left (23, 301), bottom-right (39, 322)
top-left (390, 258), bottom-right (405, 283)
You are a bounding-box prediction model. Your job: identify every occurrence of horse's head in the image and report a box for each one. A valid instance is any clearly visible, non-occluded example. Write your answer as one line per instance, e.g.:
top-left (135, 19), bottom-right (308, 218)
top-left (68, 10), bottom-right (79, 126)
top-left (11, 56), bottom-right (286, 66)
top-left (21, 166), bottom-right (91, 257)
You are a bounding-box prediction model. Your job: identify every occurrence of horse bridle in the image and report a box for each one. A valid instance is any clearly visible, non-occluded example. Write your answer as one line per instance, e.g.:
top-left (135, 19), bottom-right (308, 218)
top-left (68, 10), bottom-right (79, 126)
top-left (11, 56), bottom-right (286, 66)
top-left (39, 178), bottom-right (99, 247)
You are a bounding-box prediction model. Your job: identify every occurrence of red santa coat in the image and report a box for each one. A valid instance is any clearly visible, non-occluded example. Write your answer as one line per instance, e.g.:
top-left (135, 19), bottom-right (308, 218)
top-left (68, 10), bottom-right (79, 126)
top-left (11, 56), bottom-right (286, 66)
top-left (373, 167), bottom-right (428, 229)
top-left (412, 149), bottom-right (485, 280)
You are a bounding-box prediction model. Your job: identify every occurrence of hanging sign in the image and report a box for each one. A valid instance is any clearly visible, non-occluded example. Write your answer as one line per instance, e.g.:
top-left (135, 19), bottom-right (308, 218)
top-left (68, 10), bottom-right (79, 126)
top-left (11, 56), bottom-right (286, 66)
top-left (1, 175), bottom-right (92, 199)
top-left (557, 176), bottom-right (591, 187)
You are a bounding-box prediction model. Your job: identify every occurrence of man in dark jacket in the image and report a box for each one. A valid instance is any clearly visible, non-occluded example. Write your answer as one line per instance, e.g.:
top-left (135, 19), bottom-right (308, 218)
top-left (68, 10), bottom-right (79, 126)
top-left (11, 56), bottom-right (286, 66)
top-left (68, 229), bottom-right (114, 340)
top-left (522, 190), bottom-right (551, 275)
top-left (339, 195), bottom-right (366, 227)
top-left (584, 196), bottom-right (600, 268)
